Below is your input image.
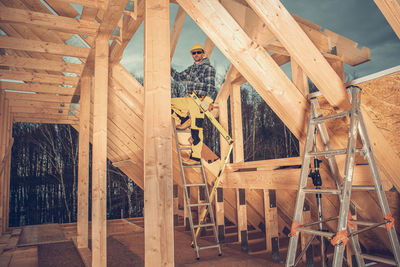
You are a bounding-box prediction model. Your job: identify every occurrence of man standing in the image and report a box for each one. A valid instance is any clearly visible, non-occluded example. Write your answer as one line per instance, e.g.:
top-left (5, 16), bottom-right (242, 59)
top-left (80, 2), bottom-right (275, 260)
top-left (171, 44), bottom-right (216, 165)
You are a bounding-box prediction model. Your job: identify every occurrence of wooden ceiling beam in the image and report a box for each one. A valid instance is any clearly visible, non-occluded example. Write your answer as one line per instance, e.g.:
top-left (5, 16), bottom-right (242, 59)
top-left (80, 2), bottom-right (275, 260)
top-left (8, 99), bottom-right (76, 109)
top-left (50, 0), bottom-right (106, 9)
top-left (0, 6), bottom-right (99, 36)
top-left (0, 55), bottom-right (84, 74)
top-left (0, 70), bottom-right (79, 86)
top-left (374, 0), bottom-right (400, 40)
top-left (245, 0), bottom-right (348, 110)
top-left (1, 81), bottom-right (77, 95)
top-left (13, 116), bottom-right (78, 125)
top-left (0, 36), bottom-right (90, 58)
top-left (5, 92), bottom-right (74, 103)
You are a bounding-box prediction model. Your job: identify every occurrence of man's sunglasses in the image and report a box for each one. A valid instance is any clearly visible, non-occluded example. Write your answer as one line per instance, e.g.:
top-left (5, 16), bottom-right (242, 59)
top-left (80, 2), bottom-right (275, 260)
top-left (191, 50), bottom-right (204, 55)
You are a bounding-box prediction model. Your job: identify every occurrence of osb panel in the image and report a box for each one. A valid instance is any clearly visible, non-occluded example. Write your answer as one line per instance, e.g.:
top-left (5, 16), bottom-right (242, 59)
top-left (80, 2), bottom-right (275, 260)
top-left (358, 71), bottom-right (400, 158)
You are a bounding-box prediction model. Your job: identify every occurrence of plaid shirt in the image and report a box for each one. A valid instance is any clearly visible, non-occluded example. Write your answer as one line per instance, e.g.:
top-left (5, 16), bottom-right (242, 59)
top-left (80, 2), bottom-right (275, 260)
top-left (171, 58), bottom-right (216, 98)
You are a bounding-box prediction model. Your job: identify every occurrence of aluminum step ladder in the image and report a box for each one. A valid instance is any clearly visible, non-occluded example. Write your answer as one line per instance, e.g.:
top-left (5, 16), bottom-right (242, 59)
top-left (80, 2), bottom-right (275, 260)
top-left (285, 85), bottom-right (400, 267)
top-left (173, 124), bottom-right (222, 260)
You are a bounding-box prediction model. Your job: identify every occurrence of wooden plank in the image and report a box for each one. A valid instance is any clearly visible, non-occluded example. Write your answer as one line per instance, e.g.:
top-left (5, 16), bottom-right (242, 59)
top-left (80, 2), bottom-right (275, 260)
top-left (237, 188), bottom-right (247, 250)
top-left (8, 99), bottom-right (76, 110)
top-left (1, 82), bottom-right (77, 95)
top-left (245, 0), bottom-right (348, 111)
top-left (0, 36), bottom-right (90, 58)
top-left (203, 37), bottom-right (215, 58)
top-left (374, 0), bottom-right (400, 39)
top-left (143, 1), bottom-right (174, 266)
top-left (0, 70), bottom-right (79, 86)
top-left (0, 6), bottom-right (99, 36)
top-left (91, 36), bottom-right (108, 267)
top-left (77, 75), bottom-right (90, 249)
top-left (170, 6), bottom-right (186, 60)
top-left (230, 84), bottom-right (244, 162)
top-left (0, 55), bottom-right (84, 74)
top-left (12, 112), bottom-right (78, 122)
top-left (5, 92), bottom-right (75, 103)
top-left (52, 0), bottom-right (106, 9)
top-left (13, 117), bottom-right (78, 125)
top-left (112, 159), bottom-right (136, 168)
top-left (10, 106), bottom-right (78, 115)
top-left (3, 100), bottom-right (11, 233)
top-left (0, 92), bottom-right (6, 233)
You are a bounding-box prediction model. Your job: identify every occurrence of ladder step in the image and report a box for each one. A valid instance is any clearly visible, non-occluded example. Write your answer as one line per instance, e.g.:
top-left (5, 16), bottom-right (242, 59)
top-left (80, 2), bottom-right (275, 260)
top-left (185, 183), bottom-right (207, 187)
top-left (183, 164), bottom-right (202, 168)
top-left (302, 188), bottom-right (341, 195)
top-left (308, 149), bottom-right (347, 157)
top-left (351, 186), bottom-right (375, 191)
top-left (188, 202), bottom-right (210, 207)
top-left (360, 254), bottom-right (397, 266)
top-left (297, 228), bottom-right (335, 238)
top-left (312, 111), bottom-right (349, 123)
top-left (198, 244), bottom-right (220, 250)
top-left (194, 223), bottom-right (215, 228)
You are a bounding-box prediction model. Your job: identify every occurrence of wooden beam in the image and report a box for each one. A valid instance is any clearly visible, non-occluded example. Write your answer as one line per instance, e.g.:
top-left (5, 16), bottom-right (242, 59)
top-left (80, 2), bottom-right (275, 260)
top-left (230, 84), bottom-right (244, 162)
top-left (5, 92), bottom-right (75, 103)
top-left (51, 0), bottom-right (106, 9)
top-left (0, 70), bottom-right (79, 86)
top-left (112, 159), bottom-right (136, 168)
top-left (264, 189), bottom-right (279, 258)
top-left (8, 99), bottom-right (76, 110)
top-left (203, 37), bottom-right (215, 58)
top-left (77, 75), bottom-right (91, 249)
top-left (374, 0), bottom-right (400, 39)
top-left (12, 117), bottom-right (78, 125)
top-left (170, 6), bottom-right (185, 60)
top-left (143, 1), bottom-right (174, 266)
top-left (0, 36), bottom-right (90, 58)
top-left (237, 188), bottom-right (248, 251)
top-left (0, 55), bottom-right (84, 74)
top-left (91, 36), bottom-right (108, 267)
top-left (245, 0), bottom-right (348, 110)
top-left (0, 7), bottom-right (100, 36)
top-left (291, 58), bottom-right (309, 98)
top-left (1, 82), bottom-right (77, 95)
top-left (0, 92), bottom-right (6, 233)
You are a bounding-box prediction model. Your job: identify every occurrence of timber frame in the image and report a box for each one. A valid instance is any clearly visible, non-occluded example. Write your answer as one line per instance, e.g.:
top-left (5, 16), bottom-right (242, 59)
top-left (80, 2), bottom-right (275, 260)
top-left (0, 0), bottom-right (399, 266)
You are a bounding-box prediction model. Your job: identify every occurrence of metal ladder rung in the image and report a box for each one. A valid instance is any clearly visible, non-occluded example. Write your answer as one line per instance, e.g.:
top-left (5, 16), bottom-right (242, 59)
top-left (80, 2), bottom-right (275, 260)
top-left (185, 183), bottom-right (207, 187)
top-left (183, 164), bottom-right (202, 168)
top-left (351, 185), bottom-right (375, 191)
top-left (194, 223), bottom-right (215, 228)
top-left (352, 220), bottom-right (386, 228)
top-left (360, 254), bottom-right (397, 266)
top-left (312, 111), bottom-right (348, 123)
top-left (296, 228), bottom-right (335, 238)
top-left (302, 188), bottom-right (341, 195)
top-left (198, 244), bottom-right (220, 250)
top-left (307, 149), bottom-right (347, 157)
top-left (188, 202), bottom-right (210, 207)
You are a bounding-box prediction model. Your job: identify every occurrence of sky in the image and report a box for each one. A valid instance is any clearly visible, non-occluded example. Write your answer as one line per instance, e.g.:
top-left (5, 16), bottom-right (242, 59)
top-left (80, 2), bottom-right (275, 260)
top-left (120, 0), bottom-right (400, 83)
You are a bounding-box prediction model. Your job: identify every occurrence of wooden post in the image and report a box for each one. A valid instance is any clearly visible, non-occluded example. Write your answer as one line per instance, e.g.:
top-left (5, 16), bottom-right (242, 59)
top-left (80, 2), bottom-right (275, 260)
top-left (77, 75), bottom-right (91, 248)
top-left (291, 58), bottom-right (309, 158)
top-left (216, 91), bottom-right (229, 244)
top-left (0, 91), bottom-right (5, 234)
top-left (92, 36), bottom-right (109, 267)
top-left (173, 184), bottom-right (179, 226)
top-left (4, 102), bottom-right (11, 232)
top-left (230, 83), bottom-right (247, 250)
top-left (143, 1), bottom-right (174, 266)
top-left (264, 189), bottom-right (279, 260)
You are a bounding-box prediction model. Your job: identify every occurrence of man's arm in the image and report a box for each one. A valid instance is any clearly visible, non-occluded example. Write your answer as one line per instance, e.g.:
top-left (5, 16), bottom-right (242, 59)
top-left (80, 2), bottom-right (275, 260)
top-left (171, 66), bottom-right (190, 82)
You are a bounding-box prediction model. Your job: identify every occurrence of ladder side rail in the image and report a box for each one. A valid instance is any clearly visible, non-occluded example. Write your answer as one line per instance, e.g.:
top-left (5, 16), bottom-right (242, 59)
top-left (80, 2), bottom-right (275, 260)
top-left (357, 107), bottom-right (400, 265)
top-left (286, 114), bottom-right (316, 267)
top-left (331, 87), bottom-right (361, 267)
top-left (172, 120), bottom-right (201, 259)
top-left (199, 160), bottom-right (222, 254)
top-left (348, 203), bottom-right (366, 267)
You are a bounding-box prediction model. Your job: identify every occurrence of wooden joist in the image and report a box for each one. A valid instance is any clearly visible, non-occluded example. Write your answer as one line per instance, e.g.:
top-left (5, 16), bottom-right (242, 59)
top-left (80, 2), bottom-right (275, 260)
top-left (0, 36), bottom-right (90, 58)
top-left (112, 159), bottom-right (136, 168)
top-left (1, 82), bottom-right (77, 95)
top-left (0, 70), bottom-right (79, 86)
top-left (0, 6), bottom-right (99, 36)
top-left (51, 0), bottom-right (106, 9)
top-left (0, 55), bottom-right (84, 74)
top-left (170, 6), bottom-right (186, 59)
top-left (5, 92), bottom-right (75, 103)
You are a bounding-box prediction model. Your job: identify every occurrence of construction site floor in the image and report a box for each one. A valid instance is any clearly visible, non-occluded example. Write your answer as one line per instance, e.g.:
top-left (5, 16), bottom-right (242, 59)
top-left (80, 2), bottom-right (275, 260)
top-left (0, 218), bottom-right (285, 267)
